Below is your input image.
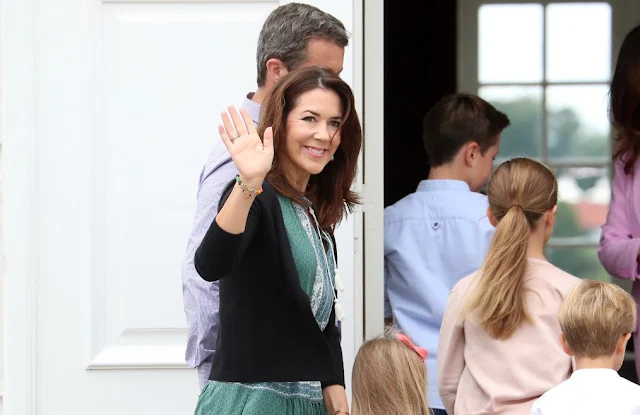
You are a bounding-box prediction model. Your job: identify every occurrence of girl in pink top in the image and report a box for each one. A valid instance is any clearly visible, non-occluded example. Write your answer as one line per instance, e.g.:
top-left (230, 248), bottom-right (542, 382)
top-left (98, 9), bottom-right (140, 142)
top-left (438, 158), bottom-right (580, 414)
top-left (597, 23), bottom-right (640, 380)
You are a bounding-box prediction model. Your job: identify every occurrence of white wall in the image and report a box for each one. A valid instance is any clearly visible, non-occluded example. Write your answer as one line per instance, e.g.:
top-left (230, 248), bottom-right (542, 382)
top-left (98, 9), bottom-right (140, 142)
top-left (0, 144), bottom-right (4, 415)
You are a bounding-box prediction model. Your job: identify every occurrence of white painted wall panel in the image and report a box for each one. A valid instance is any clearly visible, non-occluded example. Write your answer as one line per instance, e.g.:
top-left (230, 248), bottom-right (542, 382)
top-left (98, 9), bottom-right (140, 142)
top-left (3, 0), bottom-right (362, 413)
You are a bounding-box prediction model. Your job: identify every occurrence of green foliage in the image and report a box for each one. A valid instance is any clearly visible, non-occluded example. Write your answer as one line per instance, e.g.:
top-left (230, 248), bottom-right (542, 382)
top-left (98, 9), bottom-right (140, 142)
top-left (491, 98), bottom-right (609, 160)
top-left (491, 98), bottom-right (541, 157)
top-left (554, 202), bottom-right (583, 237)
top-left (546, 203), bottom-right (610, 281)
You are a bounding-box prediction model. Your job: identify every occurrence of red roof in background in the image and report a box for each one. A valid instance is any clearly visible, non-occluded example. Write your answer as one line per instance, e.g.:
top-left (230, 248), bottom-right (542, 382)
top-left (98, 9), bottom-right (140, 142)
top-left (570, 203), bottom-right (609, 229)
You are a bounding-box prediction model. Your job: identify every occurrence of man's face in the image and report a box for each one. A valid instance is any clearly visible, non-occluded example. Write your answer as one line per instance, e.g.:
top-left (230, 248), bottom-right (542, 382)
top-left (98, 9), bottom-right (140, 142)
top-left (261, 38), bottom-right (345, 98)
top-left (298, 38), bottom-right (345, 76)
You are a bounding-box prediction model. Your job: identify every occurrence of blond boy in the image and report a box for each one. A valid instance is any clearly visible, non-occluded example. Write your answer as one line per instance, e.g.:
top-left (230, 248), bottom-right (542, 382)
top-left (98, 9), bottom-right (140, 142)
top-left (530, 280), bottom-right (640, 414)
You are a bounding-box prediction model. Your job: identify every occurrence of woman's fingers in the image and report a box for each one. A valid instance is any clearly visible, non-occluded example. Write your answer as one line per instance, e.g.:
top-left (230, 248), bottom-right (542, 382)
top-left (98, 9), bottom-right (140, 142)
top-left (262, 127), bottom-right (274, 150)
top-left (228, 106), bottom-right (248, 138)
top-left (218, 124), bottom-right (234, 149)
top-left (221, 111), bottom-right (238, 140)
top-left (240, 108), bottom-right (257, 136)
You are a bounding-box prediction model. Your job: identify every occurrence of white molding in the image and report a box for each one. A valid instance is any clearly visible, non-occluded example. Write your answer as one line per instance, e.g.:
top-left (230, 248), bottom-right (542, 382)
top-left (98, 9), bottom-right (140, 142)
top-left (88, 347), bottom-right (189, 369)
top-left (109, 9), bottom-right (271, 23)
top-left (1, 0), bottom-right (37, 413)
top-left (87, 0), bottom-right (196, 372)
top-left (101, 0), bottom-right (275, 2)
top-left (88, 328), bottom-right (190, 370)
top-left (351, 0), bottom-right (364, 352)
top-left (362, 0), bottom-right (384, 341)
top-left (89, 0), bottom-right (110, 376)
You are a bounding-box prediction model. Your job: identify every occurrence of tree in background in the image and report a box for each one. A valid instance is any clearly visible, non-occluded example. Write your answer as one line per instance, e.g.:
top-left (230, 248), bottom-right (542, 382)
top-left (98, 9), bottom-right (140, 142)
top-left (548, 202), bottom-right (609, 281)
top-left (491, 97), bottom-right (609, 159)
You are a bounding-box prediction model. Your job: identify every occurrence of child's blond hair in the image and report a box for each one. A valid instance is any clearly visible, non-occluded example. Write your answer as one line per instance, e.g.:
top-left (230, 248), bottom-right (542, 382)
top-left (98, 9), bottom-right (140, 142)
top-left (460, 158), bottom-right (558, 339)
top-left (352, 329), bottom-right (429, 415)
top-left (559, 280), bottom-right (637, 358)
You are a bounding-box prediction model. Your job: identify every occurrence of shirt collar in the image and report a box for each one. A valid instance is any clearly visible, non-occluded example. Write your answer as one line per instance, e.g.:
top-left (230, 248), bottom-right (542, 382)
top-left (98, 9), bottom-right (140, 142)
top-left (241, 92), bottom-right (262, 126)
top-left (570, 368), bottom-right (620, 381)
top-left (416, 180), bottom-right (471, 193)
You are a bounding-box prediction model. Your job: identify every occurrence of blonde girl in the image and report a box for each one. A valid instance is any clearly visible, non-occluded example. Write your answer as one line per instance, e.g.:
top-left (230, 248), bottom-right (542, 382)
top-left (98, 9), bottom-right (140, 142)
top-left (437, 157), bottom-right (580, 415)
top-left (352, 329), bottom-right (430, 415)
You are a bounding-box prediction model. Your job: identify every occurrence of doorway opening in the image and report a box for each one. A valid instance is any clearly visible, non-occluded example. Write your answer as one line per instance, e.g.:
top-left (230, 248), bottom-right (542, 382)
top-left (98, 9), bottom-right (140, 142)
top-left (382, 0), bottom-right (637, 384)
top-left (383, 2), bottom-right (456, 208)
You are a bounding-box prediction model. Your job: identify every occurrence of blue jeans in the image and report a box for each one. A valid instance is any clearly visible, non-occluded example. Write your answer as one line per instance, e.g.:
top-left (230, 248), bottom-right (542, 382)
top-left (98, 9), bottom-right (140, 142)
top-left (431, 409), bottom-right (448, 415)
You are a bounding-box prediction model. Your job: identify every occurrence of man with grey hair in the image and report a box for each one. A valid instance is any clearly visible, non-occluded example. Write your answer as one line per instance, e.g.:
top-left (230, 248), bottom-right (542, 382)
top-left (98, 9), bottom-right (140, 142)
top-left (181, 2), bottom-right (349, 391)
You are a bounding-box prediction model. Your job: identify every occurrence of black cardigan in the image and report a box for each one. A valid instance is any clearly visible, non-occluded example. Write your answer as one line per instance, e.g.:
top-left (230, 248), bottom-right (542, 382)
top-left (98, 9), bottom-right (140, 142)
top-left (194, 180), bottom-right (344, 388)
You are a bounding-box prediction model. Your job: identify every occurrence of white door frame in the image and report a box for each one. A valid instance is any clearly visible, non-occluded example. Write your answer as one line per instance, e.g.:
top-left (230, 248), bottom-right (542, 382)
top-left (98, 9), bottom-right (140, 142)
top-left (362, 0), bottom-right (384, 342)
top-left (2, 0), bottom-right (37, 412)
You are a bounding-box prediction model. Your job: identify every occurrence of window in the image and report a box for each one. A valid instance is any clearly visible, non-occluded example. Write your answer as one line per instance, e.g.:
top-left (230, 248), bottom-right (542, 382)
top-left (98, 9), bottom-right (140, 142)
top-left (458, 0), bottom-right (639, 280)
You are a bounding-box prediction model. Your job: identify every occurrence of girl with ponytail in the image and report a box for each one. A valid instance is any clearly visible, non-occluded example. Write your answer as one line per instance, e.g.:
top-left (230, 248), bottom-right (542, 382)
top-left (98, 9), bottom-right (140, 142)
top-left (437, 158), bottom-right (580, 415)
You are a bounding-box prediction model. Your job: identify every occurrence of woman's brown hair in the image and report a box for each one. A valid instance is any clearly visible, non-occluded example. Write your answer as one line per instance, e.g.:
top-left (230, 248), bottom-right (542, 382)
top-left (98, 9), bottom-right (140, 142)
top-left (257, 66), bottom-right (362, 231)
top-left (611, 24), bottom-right (640, 174)
top-left (352, 329), bottom-right (429, 415)
top-left (461, 158), bottom-right (558, 339)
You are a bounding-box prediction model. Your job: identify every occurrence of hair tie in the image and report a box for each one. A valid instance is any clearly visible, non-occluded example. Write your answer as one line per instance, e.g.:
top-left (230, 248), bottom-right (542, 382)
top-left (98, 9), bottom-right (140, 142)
top-left (396, 333), bottom-right (427, 362)
top-left (511, 204), bottom-right (523, 210)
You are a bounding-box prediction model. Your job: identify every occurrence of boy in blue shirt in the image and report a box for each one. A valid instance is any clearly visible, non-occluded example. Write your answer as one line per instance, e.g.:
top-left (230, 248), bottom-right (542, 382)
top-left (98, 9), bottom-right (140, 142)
top-left (384, 93), bottom-right (510, 414)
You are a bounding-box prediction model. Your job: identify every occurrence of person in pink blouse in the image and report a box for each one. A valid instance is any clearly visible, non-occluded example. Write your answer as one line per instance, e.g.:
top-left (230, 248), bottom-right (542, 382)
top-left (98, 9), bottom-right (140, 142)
top-left (597, 23), bottom-right (640, 380)
top-left (438, 158), bottom-right (580, 414)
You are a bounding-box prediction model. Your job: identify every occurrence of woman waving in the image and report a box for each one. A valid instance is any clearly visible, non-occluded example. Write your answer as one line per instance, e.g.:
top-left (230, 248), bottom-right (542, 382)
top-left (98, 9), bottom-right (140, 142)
top-left (194, 66), bottom-right (362, 415)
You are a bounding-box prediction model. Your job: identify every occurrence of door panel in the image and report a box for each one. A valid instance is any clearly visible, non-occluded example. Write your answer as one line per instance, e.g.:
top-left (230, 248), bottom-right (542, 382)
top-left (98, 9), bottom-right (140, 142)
top-left (3, 0), bottom-right (359, 413)
top-left (91, 1), bottom-right (276, 370)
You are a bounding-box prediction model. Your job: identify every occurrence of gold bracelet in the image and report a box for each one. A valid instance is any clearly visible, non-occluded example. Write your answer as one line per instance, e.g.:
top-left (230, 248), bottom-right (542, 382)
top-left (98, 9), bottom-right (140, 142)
top-left (235, 175), bottom-right (263, 198)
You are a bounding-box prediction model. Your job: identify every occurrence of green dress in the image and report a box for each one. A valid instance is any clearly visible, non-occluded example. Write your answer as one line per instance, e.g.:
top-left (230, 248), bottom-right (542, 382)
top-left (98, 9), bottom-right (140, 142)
top-left (194, 195), bottom-right (337, 415)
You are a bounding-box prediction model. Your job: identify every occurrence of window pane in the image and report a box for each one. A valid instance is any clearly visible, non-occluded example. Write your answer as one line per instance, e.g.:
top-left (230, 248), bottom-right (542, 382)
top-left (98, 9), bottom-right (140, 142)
top-left (479, 4), bottom-right (543, 83)
top-left (546, 85), bottom-right (610, 161)
top-left (479, 86), bottom-right (542, 158)
top-left (546, 247), bottom-right (610, 281)
top-left (546, 3), bottom-right (611, 82)
top-left (551, 166), bottom-right (610, 242)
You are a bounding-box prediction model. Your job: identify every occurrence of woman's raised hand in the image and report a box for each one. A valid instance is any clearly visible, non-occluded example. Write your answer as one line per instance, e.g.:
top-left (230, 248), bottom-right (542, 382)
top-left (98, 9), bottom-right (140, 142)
top-left (219, 106), bottom-right (274, 185)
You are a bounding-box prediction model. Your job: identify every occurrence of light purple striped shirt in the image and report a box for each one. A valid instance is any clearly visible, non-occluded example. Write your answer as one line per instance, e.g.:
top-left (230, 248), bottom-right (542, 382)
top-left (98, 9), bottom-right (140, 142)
top-left (181, 95), bottom-right (261, 387)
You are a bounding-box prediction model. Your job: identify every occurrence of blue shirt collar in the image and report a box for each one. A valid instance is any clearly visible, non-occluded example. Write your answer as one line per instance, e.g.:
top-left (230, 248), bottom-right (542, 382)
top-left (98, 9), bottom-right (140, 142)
top-left (241, 93), bottom-right (262, 126)
top-left (417, 179), bottom-right (471, 193)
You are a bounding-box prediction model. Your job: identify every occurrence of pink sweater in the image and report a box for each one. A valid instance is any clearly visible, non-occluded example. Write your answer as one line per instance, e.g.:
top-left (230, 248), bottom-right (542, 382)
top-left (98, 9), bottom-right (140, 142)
top-left (437, 258), bottom-right (580, 415)
top-left (598, 156), bottom-right (640, 334)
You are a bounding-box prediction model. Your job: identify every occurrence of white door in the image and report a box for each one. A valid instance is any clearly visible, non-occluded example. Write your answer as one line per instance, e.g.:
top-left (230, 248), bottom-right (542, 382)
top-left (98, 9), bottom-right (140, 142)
top-left (2, 1), bottom-right (361, 414)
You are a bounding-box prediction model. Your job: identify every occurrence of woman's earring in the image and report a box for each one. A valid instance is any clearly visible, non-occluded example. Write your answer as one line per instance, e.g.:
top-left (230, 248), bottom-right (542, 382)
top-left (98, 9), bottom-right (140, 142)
top-left (330, 156), bottom-right (335, 161)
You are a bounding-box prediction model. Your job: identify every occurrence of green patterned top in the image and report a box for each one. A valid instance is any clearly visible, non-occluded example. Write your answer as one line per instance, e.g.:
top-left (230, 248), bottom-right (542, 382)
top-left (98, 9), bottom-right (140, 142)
top-left (278, 195), bottom-right (317, 297)
top-left (194, 195), bottom-right (337, 415)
